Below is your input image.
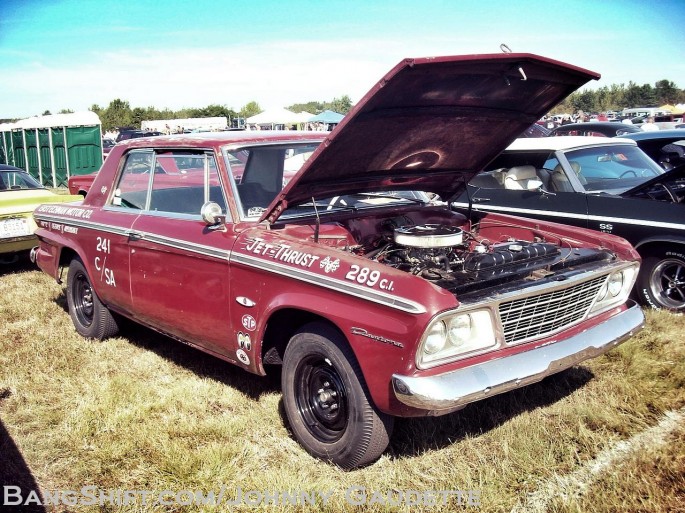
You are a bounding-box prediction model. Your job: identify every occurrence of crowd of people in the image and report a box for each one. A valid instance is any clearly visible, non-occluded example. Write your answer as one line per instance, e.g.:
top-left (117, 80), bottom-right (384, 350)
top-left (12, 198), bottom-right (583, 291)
top-left (539, 110), bottom-right (681, 131)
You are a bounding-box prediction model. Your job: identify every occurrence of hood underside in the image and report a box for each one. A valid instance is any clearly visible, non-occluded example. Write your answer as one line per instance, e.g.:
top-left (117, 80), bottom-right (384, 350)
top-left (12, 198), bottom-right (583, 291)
top-left (262, 53), bottom-right (600, 224)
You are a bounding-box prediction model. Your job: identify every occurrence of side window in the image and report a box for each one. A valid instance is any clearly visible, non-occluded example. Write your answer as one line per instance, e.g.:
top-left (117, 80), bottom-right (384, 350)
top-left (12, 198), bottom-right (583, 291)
top-left (111, 151), bottom-right (154, 209)
top-left (148, 152), bottom-right (227, 216)
top-left (111, 150), bottom-right (227, 216)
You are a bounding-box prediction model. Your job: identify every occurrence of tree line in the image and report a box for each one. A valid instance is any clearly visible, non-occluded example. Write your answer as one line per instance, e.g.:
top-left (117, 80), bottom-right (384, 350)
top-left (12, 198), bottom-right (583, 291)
top-left (84, 95), bottom-right (354, 132)
top-left (554, 79), bottom-right (684, 115)
top-left (3, 79), bottom-right (683, 130)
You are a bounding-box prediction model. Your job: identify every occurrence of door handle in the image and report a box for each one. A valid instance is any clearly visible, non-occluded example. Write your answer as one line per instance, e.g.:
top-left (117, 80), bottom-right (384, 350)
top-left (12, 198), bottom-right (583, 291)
top-left (127, 230), bottom-right (144, 241)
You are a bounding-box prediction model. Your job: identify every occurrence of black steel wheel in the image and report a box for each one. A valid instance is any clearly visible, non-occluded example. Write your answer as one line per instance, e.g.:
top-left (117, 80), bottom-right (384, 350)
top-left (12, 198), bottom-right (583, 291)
top-left (282, 322), bottom-right (393, 469)
top-left (637, 249), bottom-right (685, 312)
top-left (67, 257), bottom-right (119, 339)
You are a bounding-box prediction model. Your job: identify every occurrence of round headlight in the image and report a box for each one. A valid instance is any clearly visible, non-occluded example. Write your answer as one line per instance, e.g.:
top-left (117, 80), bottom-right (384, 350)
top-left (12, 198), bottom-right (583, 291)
top-left (447, 315), bottom-right (472, 347)
top-left (424, 322), bottom-right (446, 354)
top-left (608, 272), bottom-right (624, 297)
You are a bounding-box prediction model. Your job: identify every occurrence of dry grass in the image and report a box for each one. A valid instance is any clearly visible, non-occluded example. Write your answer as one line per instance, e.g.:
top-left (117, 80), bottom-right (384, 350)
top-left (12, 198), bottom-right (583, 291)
top-left (1, 260), bottom-right (684, 512)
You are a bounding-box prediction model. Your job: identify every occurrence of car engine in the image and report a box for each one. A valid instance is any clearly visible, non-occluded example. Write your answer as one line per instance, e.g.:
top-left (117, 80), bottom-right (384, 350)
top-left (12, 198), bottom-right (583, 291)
top-left (360, 220), bottom-right (612, 296)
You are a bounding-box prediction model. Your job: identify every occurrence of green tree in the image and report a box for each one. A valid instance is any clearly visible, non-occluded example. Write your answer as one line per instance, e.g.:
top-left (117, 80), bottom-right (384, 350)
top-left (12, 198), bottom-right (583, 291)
top-left (327, 95), bottom-right (353, 114)
top-left (240, 101), bottom-right (262, 119)
top-left (100, 99), bottom-right (133, 131)
top-left (654, 80), bottom-right (679, 105)
top-left (287, 101), bottom-right (324, 114)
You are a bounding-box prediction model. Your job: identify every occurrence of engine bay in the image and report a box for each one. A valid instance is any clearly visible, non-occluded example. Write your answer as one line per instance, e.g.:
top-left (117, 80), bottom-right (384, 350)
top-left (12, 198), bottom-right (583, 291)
top-left (282, 207), bottom-right (616, 297)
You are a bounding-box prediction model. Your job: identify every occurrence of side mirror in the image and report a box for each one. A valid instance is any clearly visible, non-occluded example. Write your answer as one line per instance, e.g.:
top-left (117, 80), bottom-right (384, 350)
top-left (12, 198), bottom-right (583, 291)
top-left (201, 201), bottom-right (226, 227)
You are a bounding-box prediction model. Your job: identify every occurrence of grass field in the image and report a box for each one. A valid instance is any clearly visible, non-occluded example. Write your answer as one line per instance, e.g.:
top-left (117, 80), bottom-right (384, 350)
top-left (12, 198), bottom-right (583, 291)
top-left (1, 258), bottom-right (684, 512)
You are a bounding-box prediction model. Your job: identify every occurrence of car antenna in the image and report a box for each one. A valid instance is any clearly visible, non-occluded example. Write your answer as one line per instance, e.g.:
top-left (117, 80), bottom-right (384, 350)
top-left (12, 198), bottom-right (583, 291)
top-left (311, 196), bottom-right (320, 243)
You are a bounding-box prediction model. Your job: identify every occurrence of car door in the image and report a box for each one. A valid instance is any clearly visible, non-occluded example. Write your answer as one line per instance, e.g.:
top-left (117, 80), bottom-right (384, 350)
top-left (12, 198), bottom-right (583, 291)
top-left (125, 150), bottom-right (236, 357)
top-left (585, 193), bottom-right (685, 244)
top-left (85, 150), bottom-right (156, 315)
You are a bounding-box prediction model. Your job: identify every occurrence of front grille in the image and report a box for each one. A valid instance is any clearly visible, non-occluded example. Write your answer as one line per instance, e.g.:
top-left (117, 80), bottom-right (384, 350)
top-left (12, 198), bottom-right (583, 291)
top-left (498, 275), bottom-right (607, 345)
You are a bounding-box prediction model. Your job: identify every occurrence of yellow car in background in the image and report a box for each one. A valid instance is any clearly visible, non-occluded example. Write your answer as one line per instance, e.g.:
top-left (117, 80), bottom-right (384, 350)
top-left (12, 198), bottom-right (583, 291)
top-left (0, 164), bottom-right (81, 262)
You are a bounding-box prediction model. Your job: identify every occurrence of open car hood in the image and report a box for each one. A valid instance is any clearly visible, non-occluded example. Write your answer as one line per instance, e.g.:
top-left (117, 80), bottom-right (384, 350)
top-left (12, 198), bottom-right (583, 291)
top-left (620, 164), bottom-right (685, 198)
top-left (261, 53), bottom-right (599, 224)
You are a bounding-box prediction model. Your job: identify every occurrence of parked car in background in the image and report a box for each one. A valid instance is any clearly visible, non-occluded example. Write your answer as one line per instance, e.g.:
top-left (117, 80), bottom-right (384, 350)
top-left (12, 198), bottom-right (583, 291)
top-left (522, 122), bottom-right (551, 137)
top-left (115, 129), bottom-right (163, 143)
top-left (31, 53), bottom-right (645, 468)
top-left (102, 138), bottom-right (115, 159)
top-left (454, 136), bottom-right (685, 312)
top-left (0, 165), bottom-right (81, 262)
top-left (549, 121), bottom-right (642, 137)
top-left (617, 129), bottom-right (685, 170)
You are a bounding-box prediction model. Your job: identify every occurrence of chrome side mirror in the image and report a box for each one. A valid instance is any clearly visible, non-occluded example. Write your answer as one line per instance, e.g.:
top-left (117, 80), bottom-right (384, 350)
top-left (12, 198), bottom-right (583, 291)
top-left (201, 201), bottom-right (226, 228)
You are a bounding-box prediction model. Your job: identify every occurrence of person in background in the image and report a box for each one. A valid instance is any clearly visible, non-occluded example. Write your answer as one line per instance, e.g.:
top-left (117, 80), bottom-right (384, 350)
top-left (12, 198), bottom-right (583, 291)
top-left (641, 116), bottom-right (660, 131)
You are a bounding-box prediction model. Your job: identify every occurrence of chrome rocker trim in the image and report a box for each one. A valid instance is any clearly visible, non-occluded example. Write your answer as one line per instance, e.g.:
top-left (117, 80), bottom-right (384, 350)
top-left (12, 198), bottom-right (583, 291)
top-left (392, 301), bottom-right (644, 414)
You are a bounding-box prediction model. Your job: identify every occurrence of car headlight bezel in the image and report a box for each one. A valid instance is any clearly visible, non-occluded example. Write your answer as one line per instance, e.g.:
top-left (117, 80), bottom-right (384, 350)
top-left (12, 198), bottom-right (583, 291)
top-left (590, 263), bottom-right (639, 314)
top-left (417, 308), bottom-right (497, 369)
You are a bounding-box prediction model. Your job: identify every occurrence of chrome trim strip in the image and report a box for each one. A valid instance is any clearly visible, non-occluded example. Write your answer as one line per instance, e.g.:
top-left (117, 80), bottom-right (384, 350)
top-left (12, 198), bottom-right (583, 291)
top-left (34, 213), bottom-right (130, 237)
top-left (452, 201), bottom-right (685, 231)
top-left (33, 214), bottom-right (229, 260)
top-left (137, 232), bottom-right (229, 260)
top-left (35, 212), bottom-right (424, 313)
top-left (393, 301), bottom-right (644, 413)
top-left (232, 252), bottom-right (427, 314)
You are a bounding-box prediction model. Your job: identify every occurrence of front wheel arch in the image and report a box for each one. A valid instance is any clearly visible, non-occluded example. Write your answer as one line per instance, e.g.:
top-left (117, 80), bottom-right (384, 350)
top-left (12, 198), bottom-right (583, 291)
top-left (281, 321), bottom-right (394, 469)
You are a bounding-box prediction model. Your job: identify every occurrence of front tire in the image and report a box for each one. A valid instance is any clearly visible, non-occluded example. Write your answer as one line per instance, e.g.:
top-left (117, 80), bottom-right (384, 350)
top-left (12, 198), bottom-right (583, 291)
top-left (637, 249), bottom-right (685, 312)
top-left (67, 257), bottom-right (119, 339)
top-left (282, 322), bottom-right (394, 469)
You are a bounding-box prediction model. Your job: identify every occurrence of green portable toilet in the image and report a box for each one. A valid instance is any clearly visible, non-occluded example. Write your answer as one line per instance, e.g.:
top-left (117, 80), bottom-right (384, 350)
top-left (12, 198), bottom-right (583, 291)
top-left (0, 123), bottom-right (17, 166)
top-left (10, 112), bottom-right (103, 187)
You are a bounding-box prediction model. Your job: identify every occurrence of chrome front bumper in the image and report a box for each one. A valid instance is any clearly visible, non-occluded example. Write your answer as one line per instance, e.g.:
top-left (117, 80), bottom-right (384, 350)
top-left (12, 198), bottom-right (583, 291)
top-left (392, 301), bottom-right (644, 415)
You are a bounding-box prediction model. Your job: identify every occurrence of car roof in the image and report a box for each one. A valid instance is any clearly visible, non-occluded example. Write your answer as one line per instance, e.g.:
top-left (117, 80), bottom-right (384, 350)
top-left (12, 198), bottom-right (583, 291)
top-left (617, 129), bottom-right (685, 141)
top-left (0, 164), bottom-right (26, 172)
top-left (505, 136), bottom-right (637, 151)
top-left (118, 130), bottom-right (329, 150)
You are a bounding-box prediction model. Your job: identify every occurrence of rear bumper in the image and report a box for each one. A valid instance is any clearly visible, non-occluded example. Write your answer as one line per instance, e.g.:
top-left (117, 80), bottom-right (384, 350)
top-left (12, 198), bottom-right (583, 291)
top-left (0, 235), bottom-right (36, 255)
top-left (392, 301), bottom-right (644, 415)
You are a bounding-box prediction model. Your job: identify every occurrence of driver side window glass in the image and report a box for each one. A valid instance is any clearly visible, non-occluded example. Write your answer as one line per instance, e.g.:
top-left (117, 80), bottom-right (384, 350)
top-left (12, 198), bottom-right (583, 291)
top-left (111, 151), bottom-right (153, 209)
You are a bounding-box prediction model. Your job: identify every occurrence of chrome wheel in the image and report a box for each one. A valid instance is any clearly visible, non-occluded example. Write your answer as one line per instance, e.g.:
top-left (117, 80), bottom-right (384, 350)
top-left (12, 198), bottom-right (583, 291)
top-left (649, 257), bottom-right (685, 310)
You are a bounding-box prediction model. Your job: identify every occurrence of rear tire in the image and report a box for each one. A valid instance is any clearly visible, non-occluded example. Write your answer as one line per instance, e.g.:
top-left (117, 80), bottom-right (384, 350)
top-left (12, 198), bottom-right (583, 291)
top-left (282, 322), bottom-right (393, 469)
top-left (67, 257), bottom-right (119, 339)
top-left (637, 249), bottom-right (685, 312)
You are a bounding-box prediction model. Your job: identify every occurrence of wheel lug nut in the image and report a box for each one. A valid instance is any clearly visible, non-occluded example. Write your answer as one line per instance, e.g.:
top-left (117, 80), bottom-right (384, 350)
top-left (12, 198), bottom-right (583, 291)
top-left (330, 404), bottom-right (338, 411)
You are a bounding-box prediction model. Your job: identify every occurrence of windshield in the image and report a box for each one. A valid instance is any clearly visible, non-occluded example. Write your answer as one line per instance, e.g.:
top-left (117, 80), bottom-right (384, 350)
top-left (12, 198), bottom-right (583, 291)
top-left (224, 144), bottom-right (429, 219)
top-left (559, 145), bottom-right (665, 192)
top-left (0, 169), bottom-right (44, 191)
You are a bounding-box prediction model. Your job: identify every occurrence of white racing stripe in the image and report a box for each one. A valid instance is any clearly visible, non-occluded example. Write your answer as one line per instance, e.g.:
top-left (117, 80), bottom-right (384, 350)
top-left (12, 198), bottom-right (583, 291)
top-left (511, 408), bottom-right (685, 513)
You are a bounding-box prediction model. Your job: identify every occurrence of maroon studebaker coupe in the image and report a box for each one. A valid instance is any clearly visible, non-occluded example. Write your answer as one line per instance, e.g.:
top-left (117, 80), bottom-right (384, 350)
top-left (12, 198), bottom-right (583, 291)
top-left (32, 53), bottom-right (644, 469)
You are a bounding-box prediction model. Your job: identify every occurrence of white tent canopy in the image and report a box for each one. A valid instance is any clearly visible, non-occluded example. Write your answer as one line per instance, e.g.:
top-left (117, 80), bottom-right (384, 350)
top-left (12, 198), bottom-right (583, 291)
top-left (246, 108), bottom-right (312, 125)
top-left (12, 111), bottom-right (101, 130)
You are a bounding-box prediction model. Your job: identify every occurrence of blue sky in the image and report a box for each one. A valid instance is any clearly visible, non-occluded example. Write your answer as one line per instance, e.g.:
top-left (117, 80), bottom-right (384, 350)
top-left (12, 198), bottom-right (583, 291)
top-left (1, 0), bottom-right (684, 119)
